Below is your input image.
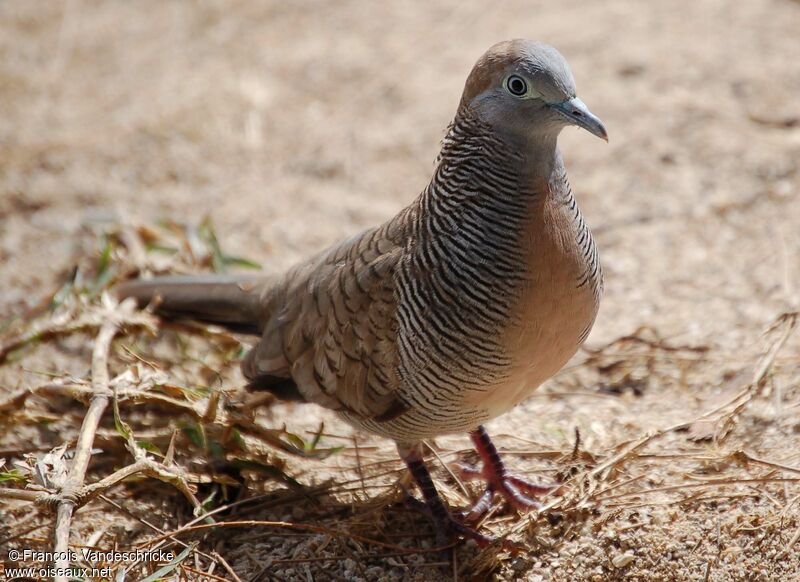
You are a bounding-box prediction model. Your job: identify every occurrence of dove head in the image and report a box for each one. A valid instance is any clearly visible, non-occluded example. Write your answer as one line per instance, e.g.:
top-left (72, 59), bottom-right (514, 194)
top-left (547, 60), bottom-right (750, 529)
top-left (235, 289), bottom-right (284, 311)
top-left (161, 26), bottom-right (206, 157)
top-left (460, 40), bottom-right (607, 143)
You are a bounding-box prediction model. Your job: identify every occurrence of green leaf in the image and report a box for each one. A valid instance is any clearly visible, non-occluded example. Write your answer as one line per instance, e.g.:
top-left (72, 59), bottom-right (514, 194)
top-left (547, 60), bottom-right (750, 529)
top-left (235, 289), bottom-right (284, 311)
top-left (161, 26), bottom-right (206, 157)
top-left (230, 345), bottom-right (249, 360)
top-left (230, 428), bottom-right (246, 449)
top-left (136, 441), bottom-right (163, 456)
top-left (112, 398), bottom-right (133, 441)
top-left (284, 431), bottom-right (307, 451)
top-left (198, 216), bottom-right (227, 273)
top-left (137, 542), bottom-right (197, 582)
top-left (181, 421), bottom-right (206, 449)
top-left (200, 488), bottom-right (218, 512)
top-left (308, 445), bottom-right (344, 460)
top-left (221, 254), bottom-right (262, 270)
top-left (91, 234), bottom-right (117, 291)
top-left (308, 423), bottom-right (325, 451)
top-left (207, 440), bottom-right (225, 459)
top-left (0, 469), bottom-right (28, 483)
top-left (248, 426), bottom-right (344, 460)
top-left (49, 266), bottom-right (78, 310)
top-left (197, 216), bottom-right (262, 273)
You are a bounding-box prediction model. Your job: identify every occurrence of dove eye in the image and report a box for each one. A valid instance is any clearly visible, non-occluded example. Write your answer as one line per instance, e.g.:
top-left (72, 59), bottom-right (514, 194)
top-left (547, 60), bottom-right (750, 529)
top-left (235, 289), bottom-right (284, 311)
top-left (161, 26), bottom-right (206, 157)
top-left (505, 75), bottom-right (528, 97)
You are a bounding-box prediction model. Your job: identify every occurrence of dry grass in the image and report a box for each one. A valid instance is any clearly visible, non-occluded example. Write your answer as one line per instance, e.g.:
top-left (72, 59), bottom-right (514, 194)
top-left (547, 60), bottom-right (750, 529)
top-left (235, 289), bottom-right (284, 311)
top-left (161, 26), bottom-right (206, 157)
top-left (1, 221), bottom-right (799, 582)
top-left (2, 1), bottom-right (800, 580)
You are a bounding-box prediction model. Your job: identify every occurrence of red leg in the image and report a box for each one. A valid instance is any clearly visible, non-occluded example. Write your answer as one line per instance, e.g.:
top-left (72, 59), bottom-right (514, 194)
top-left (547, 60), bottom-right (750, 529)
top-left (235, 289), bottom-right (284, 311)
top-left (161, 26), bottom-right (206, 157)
top-left (399, 443), bottom-right (518, 550)
top-left (458, 426), bottom-right (561, 522)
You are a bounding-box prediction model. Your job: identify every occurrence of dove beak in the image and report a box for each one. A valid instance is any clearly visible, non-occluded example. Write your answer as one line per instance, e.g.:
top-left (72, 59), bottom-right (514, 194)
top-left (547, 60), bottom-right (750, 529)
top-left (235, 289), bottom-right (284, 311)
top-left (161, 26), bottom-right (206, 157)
top-left (550, 97), bottom-right (608, 142)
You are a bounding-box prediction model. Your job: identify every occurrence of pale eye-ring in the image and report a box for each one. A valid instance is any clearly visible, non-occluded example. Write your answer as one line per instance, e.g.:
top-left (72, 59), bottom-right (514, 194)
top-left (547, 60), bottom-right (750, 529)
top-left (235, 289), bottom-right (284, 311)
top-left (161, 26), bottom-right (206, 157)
top-left (505, 75), bottom-right (528, 97)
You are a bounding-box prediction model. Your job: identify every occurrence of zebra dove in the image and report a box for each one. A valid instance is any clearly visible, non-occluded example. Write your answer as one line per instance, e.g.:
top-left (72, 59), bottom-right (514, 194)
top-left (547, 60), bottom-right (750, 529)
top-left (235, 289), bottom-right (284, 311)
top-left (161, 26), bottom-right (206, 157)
top-left (117, 39), bottom-right (607, 545)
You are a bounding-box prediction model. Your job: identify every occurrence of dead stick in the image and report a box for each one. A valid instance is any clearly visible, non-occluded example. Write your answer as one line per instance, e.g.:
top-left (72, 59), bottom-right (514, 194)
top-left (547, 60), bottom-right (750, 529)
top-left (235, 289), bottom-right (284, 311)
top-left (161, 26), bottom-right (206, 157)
top-left (1, 458), bottom-right (195, 509)
top-left (53, 316), bottom-right (119, 581)
top-left (0, 488), bottom-right (42, 502)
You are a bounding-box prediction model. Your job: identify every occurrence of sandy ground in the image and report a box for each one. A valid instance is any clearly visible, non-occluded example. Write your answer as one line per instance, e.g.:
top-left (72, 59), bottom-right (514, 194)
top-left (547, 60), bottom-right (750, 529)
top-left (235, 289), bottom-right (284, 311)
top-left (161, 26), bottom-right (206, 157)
top-left (2, 0), bottom-right (800, 580)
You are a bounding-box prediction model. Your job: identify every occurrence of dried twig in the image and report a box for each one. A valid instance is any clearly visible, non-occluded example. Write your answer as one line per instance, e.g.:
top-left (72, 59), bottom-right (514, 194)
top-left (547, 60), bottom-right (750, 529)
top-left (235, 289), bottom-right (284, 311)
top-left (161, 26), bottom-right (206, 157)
top-left (0, 299), bottom-right (155, 365)
top-left (52, 311), bottom-right (121, 582)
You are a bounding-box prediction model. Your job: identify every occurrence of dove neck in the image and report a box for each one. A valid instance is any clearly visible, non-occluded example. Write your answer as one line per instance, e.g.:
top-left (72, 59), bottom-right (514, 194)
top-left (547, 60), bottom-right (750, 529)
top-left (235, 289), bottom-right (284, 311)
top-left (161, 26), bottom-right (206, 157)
top-left (520, 135), bottom-right (570, 202)
top-left (522, 133), bottom-right (561, 176)
top-left (435, 110), bottom-right (565, 203)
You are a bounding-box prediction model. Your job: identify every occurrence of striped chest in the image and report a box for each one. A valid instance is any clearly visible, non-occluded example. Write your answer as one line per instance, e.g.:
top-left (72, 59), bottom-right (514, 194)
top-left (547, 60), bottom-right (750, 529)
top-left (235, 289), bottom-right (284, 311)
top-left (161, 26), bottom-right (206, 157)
top-left (390, 137), bottom-right (532, 427)
top-left (367, 116), bottom-right (602, 439)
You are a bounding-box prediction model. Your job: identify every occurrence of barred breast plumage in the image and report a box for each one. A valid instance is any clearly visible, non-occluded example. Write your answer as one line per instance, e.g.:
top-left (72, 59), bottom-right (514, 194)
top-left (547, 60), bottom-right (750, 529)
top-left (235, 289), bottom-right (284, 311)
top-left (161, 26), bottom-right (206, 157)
top-left (117, 39), bottom-right (608, 546)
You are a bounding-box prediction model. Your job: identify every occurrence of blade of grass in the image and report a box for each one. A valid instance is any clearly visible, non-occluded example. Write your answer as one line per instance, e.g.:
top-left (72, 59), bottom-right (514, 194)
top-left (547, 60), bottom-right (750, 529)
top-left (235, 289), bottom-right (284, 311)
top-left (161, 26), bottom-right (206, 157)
top-left (137, 541), bottom-right (197, 582)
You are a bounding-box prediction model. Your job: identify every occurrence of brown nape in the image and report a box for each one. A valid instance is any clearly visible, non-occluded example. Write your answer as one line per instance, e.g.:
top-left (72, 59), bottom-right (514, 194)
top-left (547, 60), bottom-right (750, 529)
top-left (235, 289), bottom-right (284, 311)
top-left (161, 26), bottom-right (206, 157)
top-left (459, 40), bottom-right (518, 106)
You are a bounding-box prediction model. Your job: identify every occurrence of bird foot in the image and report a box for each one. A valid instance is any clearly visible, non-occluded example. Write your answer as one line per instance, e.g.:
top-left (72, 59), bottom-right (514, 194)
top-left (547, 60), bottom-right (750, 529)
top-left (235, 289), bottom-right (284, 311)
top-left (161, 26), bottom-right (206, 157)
top-left (455, 462), bottom-right (561, 522)
top-left (456, 426), bottom-right (563, 523)
top-left (402, 494), bottom-right (523, 553)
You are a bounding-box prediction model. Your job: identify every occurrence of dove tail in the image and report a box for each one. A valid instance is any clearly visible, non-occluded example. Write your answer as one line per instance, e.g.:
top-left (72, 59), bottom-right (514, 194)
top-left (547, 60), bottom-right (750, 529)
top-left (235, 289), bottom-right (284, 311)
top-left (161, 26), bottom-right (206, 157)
top-left (116, 274), bottom-right (267, 335)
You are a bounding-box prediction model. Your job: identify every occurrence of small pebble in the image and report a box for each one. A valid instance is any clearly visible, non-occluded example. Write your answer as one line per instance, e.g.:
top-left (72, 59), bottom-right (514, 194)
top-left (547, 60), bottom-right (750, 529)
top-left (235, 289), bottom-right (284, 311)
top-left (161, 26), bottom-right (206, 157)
top-left (612, 552), bottom-right (635, 568)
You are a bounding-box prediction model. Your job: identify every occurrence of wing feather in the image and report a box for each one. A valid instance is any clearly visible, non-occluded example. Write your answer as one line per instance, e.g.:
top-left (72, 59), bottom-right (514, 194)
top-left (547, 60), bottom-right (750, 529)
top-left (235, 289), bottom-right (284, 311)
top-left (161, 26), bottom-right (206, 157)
top-left (242, 214), bottom-right (409, 420)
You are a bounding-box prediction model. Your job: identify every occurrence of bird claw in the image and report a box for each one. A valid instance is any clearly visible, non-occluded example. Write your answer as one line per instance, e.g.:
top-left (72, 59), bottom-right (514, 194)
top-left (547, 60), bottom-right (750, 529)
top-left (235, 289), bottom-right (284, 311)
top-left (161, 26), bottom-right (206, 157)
top-left (401, 493), bottom-right (522, 552)
top-left (454, 462), bottom-right (561, 522)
